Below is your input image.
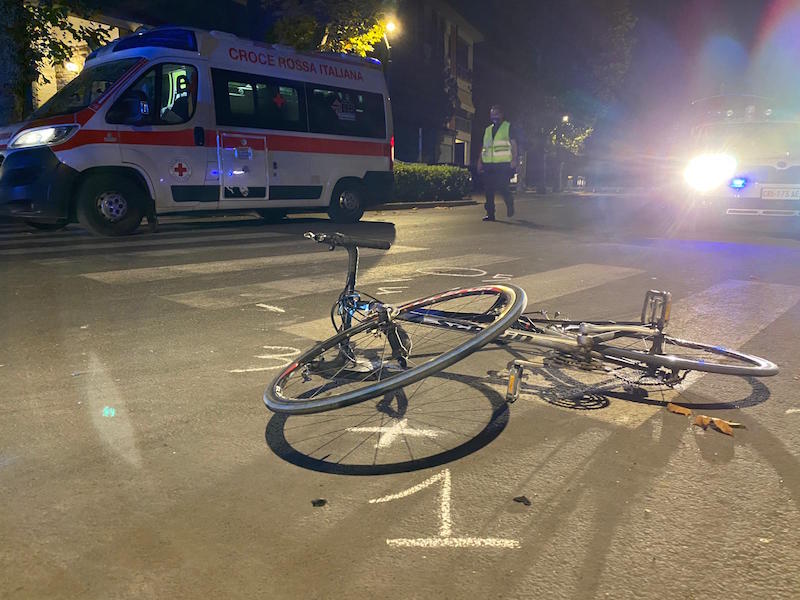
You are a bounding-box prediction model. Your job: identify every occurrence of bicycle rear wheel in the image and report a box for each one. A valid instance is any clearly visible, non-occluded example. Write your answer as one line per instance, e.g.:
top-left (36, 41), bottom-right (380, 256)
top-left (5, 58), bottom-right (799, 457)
top-left (265, 284), bottom-right (526, 414)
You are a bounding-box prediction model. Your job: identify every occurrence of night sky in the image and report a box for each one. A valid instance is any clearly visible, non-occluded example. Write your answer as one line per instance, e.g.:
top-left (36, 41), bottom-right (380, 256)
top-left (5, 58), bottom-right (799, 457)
top-left (461, 0), bottom-right (796, 158)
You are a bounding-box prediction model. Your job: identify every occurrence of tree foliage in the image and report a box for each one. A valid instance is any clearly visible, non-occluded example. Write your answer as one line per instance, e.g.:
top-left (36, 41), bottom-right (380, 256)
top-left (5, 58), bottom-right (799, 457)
top-left (468, 0), bottom-right (636, 157)
top-left (0, 0), bottom-right (109, 123)
top-left (271, 0), bottom-right (392, 56)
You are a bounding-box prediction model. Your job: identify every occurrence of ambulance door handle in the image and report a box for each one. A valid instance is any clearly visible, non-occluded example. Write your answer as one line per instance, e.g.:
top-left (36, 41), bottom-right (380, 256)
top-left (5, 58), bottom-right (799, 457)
top-left (193, 126), bottom-right (205, 146)
top-left (235, 146), bottom-right (253, 160)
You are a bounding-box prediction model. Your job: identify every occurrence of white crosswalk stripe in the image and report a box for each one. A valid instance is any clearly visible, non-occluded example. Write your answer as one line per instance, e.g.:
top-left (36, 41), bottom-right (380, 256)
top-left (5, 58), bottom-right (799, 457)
top-left (80, 244), bottom-right (428, 284)
top-left (279, 263), bottom-right (646, 342)
top-left (161, 253), bottom-right (515, 309)
top-left (0, 231), bottom-right (291, 258)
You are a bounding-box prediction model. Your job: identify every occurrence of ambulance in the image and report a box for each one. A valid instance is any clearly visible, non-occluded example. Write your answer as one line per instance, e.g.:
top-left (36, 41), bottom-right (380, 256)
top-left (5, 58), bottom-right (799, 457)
top-left (683, 95), bottom-right (800, 221)
top-left (0, 27), bottom-right (394, 235)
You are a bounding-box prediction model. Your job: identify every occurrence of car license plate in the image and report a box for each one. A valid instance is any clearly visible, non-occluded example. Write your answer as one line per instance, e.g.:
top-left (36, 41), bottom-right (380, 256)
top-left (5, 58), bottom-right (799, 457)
top-left (761, 187), bottom-right (800, 200)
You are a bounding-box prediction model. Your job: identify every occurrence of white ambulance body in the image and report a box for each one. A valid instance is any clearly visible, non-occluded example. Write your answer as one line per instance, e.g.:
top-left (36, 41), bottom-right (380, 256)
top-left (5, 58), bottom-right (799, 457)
top-left (0, 27), bottom-right (394, 235)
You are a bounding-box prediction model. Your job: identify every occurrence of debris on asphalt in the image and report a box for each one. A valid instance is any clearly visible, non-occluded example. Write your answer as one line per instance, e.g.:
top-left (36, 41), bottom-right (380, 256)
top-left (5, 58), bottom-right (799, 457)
top-left (71, 371), bottom-right (88, 377)
top-left (666, 402), bottom-right (692, 416)
top-left (692, 415), bottom-right (744, 436)
top-left (513, 495), bottom-right (532, 506)
top-left (311, 498), bottom-right (327, 507)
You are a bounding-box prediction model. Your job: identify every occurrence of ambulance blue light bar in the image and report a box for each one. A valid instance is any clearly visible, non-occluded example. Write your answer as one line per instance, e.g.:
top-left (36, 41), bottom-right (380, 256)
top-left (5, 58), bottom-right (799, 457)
top-left (113, 28), bottom-right (198, 53)
top-left (730, 177), bottom-right (748, 190)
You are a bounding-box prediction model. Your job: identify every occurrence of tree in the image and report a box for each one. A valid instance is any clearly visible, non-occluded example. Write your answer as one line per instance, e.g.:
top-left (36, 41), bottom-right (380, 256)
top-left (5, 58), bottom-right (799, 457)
top-left (0, 1), bottom-right (108, 125)
top-left (466, 0), bottom-right (636, 182)
top-left (270, 0), bottom-right (393, 56)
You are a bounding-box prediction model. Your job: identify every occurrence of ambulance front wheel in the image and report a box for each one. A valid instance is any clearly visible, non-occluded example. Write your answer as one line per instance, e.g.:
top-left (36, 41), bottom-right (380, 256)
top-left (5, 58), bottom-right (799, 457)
top-left (76, 174), bottom-right (147, 236)
top-left (328, 180), bottom-right (365, 223)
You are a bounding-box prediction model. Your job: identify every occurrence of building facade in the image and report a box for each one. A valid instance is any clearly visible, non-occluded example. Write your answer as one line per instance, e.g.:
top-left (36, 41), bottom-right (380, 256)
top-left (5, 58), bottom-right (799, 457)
top-left (390, 0), bottom-right (483, 165)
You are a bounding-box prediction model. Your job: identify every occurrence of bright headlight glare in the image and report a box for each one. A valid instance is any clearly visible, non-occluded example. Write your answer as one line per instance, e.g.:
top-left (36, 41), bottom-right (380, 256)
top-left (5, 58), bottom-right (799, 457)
top-left (10, 125), bottom-right (78, 149)
top-left (683, 153), bottom-right (737, 192)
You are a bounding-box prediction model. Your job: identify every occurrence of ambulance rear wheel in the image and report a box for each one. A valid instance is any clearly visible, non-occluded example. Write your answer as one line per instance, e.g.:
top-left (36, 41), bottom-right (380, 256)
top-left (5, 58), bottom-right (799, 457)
top-left (76, 174), bottom-right (146, 236)
top-left (328, 181), bottom-right (365, 223)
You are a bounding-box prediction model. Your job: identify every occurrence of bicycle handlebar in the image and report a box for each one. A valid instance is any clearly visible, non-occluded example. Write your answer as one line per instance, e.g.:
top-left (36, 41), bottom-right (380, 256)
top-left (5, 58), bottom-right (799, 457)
top-left (304, 231), bottom-right (391, 250)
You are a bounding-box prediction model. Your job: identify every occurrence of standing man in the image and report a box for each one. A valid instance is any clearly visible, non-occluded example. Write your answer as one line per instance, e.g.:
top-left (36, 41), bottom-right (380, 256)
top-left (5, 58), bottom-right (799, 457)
top-left (477, 105), bottom-right (519, 221)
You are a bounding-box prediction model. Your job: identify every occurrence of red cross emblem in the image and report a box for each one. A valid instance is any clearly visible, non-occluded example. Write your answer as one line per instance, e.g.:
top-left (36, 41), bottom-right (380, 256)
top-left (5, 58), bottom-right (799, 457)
top-left (170, 159), bottom-right (191, 179)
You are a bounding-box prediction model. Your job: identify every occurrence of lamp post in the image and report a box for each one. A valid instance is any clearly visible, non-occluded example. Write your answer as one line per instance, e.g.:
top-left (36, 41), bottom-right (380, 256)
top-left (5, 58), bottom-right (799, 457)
top-left (383, 19), bottom-right (397, 87)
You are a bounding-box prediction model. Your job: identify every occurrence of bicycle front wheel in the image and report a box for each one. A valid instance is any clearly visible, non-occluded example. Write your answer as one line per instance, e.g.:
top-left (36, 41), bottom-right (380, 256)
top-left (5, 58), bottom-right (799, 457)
top-left (595, 333), bottom-right (779, 377)
top-left (265, 284), bottom-right (527, 414)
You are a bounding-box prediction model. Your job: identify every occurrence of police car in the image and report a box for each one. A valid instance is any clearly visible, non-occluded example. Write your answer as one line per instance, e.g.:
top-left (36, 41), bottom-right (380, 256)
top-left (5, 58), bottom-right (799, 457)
top-left (0, 27), bottom-right (394, 235)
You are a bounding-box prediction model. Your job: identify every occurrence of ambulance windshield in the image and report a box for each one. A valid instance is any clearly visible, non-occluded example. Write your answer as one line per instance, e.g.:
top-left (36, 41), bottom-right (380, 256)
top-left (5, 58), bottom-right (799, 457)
top-left (32, 58), bottom-right (141, 119)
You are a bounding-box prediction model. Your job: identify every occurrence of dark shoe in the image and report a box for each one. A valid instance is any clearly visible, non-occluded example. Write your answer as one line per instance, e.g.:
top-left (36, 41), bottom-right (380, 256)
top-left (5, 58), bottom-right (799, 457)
top-left (507, 204), bottom-right (515, 218)
top-left (483, 215), bottom-right (495, 222)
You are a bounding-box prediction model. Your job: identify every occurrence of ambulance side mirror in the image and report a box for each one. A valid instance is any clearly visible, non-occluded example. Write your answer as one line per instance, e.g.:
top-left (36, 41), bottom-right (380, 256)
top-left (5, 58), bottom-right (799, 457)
top-left (107, 93), bottom-right (150, 126)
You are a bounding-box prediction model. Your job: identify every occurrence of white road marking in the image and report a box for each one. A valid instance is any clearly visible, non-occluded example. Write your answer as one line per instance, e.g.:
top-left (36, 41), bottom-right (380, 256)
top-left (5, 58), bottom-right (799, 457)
top-left (376, 286), bottom-right (409, 295)
top-left (785, 408), bottom-right (800, 414)
top-left (370, 469), bottom-right (520, 549)
top-left (228, 345), bottom-right (300, 374)
top-left (347, 418), bottom-right (443, 448)
top-left (161, 254), bottom-right (512, 309)
top-left (417, 267), bottom-right (488, 277)
top-left (81, 245), bottom-right (427, 284)
top-left (280, 263), bottom-right (646, 342)
top-left (511, 264), bottom-right (645, 303)
top-left (11, 231), bottom-right (290, 257)
top-left (255, 304), bottom-right (285, 313)
top-left (385, 537), bottom-right (520, 548)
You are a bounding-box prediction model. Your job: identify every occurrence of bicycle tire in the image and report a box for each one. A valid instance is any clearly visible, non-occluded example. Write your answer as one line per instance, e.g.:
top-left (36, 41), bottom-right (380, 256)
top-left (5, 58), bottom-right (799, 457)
top-left (265, 284), bottom-right (527, 414)
top-left (595, 333), bottom-right (778, 377)
top-left (504, 321), bottom-right (778, 377)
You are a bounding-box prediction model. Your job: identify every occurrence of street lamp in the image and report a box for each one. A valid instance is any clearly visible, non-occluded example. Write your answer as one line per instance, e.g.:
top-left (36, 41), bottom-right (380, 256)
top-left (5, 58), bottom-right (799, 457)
top-left (383, 18), bottom-right (398, 86)
top-left (562, 114), bottom-right (569, 123)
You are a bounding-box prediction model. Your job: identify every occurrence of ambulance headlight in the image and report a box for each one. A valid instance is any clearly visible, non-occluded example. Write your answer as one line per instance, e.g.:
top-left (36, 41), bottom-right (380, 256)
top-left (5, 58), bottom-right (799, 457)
top-left (683, 153), bottom-right (737, 192)
top-left (10, 125), bottom-right (79, 149)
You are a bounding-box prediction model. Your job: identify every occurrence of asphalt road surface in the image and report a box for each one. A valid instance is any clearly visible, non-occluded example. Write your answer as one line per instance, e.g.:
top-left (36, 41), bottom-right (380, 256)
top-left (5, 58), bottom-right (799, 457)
top-left (2, 193), bottom-right (799, 599)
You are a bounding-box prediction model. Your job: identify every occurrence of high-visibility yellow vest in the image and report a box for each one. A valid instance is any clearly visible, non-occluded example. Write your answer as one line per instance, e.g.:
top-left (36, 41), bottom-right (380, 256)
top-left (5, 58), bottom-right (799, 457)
top-left (481, 121), bottom-right (512, 164)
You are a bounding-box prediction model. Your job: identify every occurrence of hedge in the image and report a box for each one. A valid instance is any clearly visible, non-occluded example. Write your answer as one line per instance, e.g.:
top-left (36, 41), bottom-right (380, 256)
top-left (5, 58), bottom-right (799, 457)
top-left (391, 162), bottom-right (472, 202)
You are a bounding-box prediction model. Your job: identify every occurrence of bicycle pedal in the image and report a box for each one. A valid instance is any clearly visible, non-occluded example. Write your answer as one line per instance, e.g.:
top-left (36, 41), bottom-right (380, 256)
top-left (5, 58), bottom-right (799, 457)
top-left (506, 363), bottom-right (524, 403)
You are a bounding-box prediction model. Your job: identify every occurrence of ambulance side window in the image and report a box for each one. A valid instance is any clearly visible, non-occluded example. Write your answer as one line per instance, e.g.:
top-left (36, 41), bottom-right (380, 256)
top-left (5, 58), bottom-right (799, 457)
top-left (108, 63), bottom-right (197, 125)
top-left (211, 68), bottom-right (306, 132)
top-left (307, 84), bottom-right (386, 139)
top-left (158, 64), bottom-right (198, 124)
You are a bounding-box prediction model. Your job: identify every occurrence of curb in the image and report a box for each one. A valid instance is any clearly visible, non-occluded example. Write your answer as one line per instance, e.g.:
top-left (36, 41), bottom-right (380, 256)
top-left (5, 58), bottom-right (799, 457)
top-left (370, 199), bottom-right (477, 211)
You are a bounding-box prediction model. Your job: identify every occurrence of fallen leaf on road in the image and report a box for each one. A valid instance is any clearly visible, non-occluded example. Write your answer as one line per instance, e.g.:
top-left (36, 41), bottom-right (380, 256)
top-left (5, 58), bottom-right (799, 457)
top-left (693, 415), bottom-right (712, 429)
top-left (693, 415), bottom-right (743, 435)
top-left (711, 418), bottom-right (734, 436)
top-left (513, 496), bottom-right (532, 506)
top-left (667, 402), bottom-right (692, 416)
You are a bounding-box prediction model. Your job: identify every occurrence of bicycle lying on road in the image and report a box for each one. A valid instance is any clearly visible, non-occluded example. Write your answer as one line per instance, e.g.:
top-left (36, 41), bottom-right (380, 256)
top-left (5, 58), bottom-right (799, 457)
top-left (263, 232), bottom-right (779, 415)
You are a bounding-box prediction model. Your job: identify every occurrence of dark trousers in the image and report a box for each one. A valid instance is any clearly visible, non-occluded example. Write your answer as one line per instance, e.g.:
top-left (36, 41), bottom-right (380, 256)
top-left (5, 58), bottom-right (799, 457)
top-left (483, 164), bottom-right (514, 218)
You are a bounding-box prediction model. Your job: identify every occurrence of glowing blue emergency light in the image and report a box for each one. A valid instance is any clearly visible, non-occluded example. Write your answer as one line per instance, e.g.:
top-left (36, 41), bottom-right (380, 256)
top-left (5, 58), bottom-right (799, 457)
top-left (730, 177), bottom-right (748, 190)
